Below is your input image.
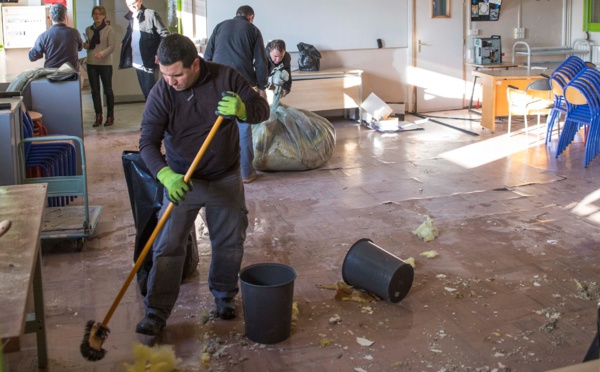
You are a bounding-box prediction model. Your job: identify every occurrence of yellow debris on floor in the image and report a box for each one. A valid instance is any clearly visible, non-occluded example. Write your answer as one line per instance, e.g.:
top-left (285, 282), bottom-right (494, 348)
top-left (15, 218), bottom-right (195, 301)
top-left (123, 343), bottom-right (181, 372)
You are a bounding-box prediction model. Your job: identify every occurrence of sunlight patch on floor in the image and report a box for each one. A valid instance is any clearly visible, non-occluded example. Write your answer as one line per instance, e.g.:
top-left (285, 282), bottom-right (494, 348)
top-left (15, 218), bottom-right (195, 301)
top-left (567, 188), bottom-right (600, 224)
top-left (438, 128), bottom-right (547, 169)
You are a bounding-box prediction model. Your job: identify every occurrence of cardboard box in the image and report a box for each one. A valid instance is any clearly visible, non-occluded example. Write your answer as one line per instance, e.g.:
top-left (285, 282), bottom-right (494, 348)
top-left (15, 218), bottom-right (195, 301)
top-left (361, 93), bottom-right (393, 121)
top-left (371, 117), bottom-right (400, 132)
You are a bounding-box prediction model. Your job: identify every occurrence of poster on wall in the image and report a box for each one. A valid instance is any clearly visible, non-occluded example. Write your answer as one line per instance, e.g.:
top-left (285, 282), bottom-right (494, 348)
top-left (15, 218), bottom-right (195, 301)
top-left (2, 6), bottom-right (50, 49)
top-left (471, 0), bottom-right (501, 22)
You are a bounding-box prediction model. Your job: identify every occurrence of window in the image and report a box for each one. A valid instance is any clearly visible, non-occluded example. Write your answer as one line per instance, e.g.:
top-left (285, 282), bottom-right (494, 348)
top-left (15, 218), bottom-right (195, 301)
top-left (432, 0), bottom-right (450, 18)
top-left (584, 0), bottom-right (600, 32)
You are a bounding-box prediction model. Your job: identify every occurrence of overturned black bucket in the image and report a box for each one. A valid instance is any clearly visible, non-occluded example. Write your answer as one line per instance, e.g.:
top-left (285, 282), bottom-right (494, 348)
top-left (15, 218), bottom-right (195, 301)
top-left (342, 238), bottom-right (414, 303)
top-left (239, 263), bottom-right (297, 344)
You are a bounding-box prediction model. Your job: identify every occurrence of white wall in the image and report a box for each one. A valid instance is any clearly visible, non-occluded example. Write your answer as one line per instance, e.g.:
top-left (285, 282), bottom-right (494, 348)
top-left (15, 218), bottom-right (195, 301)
top-left (300, 48), bottom-right (409, 105)
top-left (2, 0), bottom-right (593, 106)
top-left (469, 0), bottom-right (566, 62)
top-left (571, 0), bottom-right (600, 47)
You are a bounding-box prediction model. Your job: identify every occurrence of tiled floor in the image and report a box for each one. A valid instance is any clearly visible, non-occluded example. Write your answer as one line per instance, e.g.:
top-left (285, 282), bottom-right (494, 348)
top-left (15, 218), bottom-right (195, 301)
top-left (5, 90), bottom-right (600, 371)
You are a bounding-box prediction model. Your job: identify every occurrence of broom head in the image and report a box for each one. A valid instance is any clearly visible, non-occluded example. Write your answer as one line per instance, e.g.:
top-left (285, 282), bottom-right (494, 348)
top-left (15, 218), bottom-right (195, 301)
top-left (80, 320), bottom-right (110, 361)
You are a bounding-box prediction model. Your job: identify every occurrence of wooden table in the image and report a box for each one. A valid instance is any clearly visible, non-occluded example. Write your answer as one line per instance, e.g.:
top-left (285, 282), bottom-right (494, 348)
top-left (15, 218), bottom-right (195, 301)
top-left (277, 68), bottom-right (363, 118)
top-left (472, 68), bottom-right (547, 132)
top-left (465, 62), bottom-right (519, 114)
top-left (0, 183), bottom-right (48, 368)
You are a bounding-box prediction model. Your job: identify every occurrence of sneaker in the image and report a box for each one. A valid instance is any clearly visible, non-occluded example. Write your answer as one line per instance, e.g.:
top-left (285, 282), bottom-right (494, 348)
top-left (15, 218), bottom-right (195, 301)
top-left (135, 314), bottom-right (166, 336)
top-left (243, 171), bottom-right (258, 184)
top-left (215, 298), bottom-right (238, 320)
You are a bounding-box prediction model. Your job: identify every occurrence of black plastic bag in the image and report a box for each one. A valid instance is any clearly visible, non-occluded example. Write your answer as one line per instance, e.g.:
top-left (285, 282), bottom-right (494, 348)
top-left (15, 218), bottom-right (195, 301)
top-left (121, 151), bottom-right (199, 296)
top-left (583, 303), bottom-right (600, 361)
top-left (297, 42), bottom-right (321, 71)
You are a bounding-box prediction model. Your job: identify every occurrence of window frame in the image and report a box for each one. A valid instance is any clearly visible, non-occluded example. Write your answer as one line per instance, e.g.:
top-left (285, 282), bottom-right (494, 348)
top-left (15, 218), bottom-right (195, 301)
top-left (584, 0), bottom-right (600, 32)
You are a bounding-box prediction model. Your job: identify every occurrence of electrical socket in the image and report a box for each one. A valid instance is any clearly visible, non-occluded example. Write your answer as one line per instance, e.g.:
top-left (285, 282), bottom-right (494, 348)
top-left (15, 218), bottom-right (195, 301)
top-left (514, 28), bottom-right (526, 39)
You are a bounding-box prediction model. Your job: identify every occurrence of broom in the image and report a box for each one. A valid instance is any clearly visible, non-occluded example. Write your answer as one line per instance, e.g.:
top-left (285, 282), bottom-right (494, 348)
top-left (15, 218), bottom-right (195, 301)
top-left (80, 115), bottom-right (224, 361)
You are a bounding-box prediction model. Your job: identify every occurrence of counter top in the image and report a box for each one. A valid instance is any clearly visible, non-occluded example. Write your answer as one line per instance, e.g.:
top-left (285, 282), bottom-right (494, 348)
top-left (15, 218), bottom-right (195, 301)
top-left (0, 183), bottom-right (47, 345)
top-left (291, 68), bottom-right (363, 80)
top-left (465, 62), bottom-right (519, 69)
top-left (473, 68), bottom-right (549, 78)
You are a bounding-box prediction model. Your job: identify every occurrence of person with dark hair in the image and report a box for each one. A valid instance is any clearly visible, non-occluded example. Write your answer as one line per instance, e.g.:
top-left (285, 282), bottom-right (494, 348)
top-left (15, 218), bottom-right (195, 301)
top-left (204, 5), bottom-right (269, 184)
top-left (84, 6), bottom-right (115, 127)
top-left (29, 3), bottom-right (83, 71)
top-left (266, 39), bottom-right (292, 98)
top-left (136, 34), bottom-right (269, 336)
top-left (119, 0), bottom-right (170, 100)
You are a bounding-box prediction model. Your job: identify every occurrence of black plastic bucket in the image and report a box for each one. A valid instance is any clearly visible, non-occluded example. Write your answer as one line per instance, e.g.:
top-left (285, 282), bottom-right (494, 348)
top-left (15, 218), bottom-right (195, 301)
top-left (239, 263), bottom-right (297, 344)
top-left (342, 238), bottom-right (414, 303)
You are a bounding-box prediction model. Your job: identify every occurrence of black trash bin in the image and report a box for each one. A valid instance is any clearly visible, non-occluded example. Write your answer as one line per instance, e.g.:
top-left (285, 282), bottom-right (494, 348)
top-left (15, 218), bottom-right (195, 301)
top-left (121, 151), bottom-right (199, 295)
top-left (239, 263), bottom-right (296, 344)
top-left (342, 238), bottom-right (414, 303)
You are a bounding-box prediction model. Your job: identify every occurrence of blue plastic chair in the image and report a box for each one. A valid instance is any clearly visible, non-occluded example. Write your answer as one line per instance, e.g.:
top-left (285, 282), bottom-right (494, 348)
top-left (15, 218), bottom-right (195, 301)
top-left (572, 68), bottom-right (600, 166)
top-left (546, 56), bottom-right (589, 144)
top-left (555, 67), bottom-right (600, 167)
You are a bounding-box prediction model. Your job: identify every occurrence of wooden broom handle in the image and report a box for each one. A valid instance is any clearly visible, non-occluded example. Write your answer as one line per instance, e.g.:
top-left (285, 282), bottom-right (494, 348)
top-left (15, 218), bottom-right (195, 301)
top-left (101, 116), bottom-right (225, 326)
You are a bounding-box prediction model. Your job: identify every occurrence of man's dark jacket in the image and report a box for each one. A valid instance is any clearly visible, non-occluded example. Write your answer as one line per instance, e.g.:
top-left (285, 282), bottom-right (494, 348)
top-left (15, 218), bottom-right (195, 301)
top-left (204, 15), bottom-right (268, 90)
top-left (139, 57), bottom-right (270, 181)
top-left (119, 5), bottom-right (169, 69)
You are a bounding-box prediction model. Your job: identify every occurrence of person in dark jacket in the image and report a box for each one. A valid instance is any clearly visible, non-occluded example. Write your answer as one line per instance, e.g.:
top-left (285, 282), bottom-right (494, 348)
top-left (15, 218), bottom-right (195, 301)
top-left (136, 34), bottom-right (270, 336)
top-left (29, 3), bottom-right (83, 71)
top-left (266, 39), bottom-right (292, 97)
top-left (204, 5), bottom-right (268, 184)
top-left (119, 0), bottom-right (169, 100)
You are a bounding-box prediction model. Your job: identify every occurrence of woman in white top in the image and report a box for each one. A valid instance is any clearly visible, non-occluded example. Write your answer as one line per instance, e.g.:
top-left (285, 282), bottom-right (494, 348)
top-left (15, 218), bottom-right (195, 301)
top-left (84, 6), bottom-right (115, 127)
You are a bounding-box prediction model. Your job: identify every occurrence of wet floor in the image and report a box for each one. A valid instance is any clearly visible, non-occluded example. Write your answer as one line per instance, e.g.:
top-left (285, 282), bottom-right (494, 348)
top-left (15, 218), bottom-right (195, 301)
top-left (5, 90), bottom-right (600, 371)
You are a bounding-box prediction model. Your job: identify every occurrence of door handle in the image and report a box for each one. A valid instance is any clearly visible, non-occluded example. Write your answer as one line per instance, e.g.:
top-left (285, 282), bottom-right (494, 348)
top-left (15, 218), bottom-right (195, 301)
top-left (418, 40), bottom-right (430, 53)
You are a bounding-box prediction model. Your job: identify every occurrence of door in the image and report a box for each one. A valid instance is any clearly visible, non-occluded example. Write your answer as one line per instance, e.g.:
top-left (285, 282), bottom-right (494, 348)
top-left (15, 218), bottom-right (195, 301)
top-left (413, 0), bottom-right (465, 112)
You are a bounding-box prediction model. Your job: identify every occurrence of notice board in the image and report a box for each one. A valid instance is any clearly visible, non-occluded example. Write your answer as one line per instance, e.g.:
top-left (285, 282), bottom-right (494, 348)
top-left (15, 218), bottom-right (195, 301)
top-left (2, 6), bottom-right (49, 49)
top-left (206, 0), bottom-right (409, 52)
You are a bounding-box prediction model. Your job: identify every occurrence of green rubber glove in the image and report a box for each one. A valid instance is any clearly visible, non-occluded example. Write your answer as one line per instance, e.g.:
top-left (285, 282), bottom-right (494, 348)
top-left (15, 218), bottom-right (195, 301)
top-left (217, 91), bottom-right (247, 121)
top-left (157, 166), bottom-right (192, 203)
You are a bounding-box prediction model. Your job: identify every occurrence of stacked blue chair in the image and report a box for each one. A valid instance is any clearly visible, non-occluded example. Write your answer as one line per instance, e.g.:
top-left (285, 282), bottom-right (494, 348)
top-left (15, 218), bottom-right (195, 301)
top-left (554, 67), bottom-right (590, 159)
top-left (21, 108), bottom-right (78, 206)
top-left (554, 67), bottom-right (600, 167)
top-left (545, 56), bottom-right (588, 144)
top-left (570, 68), bottom-right (600, 167)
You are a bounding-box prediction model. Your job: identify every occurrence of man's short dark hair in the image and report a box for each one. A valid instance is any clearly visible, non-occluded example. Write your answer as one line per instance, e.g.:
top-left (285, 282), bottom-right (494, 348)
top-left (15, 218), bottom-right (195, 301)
top-left (236, 5), bottom-right (254, 17)
top-left (157, 34), bottom-right (199, 68)
top-left (267, 40), bottom-right (286, 53)
top-left (50, 3), bottom-right (67, 22)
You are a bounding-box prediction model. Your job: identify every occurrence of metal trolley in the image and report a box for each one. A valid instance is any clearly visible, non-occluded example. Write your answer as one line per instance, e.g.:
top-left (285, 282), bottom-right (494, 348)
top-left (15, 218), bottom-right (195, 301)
top-left (18, 135), bottom-right (102, 251)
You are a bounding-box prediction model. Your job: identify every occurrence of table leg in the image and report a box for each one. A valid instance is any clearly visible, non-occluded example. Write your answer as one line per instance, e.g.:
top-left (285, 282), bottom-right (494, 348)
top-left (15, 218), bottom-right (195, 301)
top-left (24, 246), bottom-right (48, 368)
top-left (469, 75), bottom-right (481, 114)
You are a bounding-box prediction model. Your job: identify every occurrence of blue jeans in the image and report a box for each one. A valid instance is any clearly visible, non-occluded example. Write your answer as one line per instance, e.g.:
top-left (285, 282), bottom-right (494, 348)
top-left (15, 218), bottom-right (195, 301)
top-left (136, 67), bottom-right (160, 100)
top-left (87, 64), bottom-right (114, 116)
top-left (145, 170), bottom-right (248, 321)
top-left (238, 121), bottom-right (255, 178)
